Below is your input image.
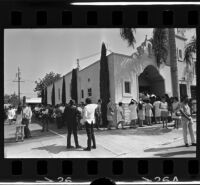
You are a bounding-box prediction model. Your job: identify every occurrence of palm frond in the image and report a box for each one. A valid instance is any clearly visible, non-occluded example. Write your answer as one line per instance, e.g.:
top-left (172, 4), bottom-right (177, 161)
top-left (184, 36), bottom-right (196, 65)
top-left (152, 28), bottom-right (168, 66)
top-left (120, 28), bottom-right (136, 48)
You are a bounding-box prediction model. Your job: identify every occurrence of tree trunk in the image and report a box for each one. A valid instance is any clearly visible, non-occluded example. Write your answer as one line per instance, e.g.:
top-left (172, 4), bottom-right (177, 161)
top-left (168, 28), bottom-right (180, 99)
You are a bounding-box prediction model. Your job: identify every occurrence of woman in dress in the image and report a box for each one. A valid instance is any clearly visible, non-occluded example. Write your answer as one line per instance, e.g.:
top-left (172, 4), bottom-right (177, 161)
top-left (145, 99), bottom-right (153, 126)
top-left (107, 99), bottom-right (115, 130)
top-left (129, 99), bottom-right (138, 128)
top-left (172, 97), bottom-right (181, 129)
top-left (15, 105), bottom-right (23, 142)
top-left (153, 96), bottom-right (161, 124)
top-left (160, 97), bottom-right (169, 128)
top-left (137, 99), bottom-right (145, 127)
top-left (116, 102), bottom-right (125, 129)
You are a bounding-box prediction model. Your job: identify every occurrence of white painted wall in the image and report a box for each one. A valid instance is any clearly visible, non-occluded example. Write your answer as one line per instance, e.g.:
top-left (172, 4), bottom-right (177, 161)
top-left (112, 51), bottom-right (163, 104)
top-left (79, 61), bottom-right (100, 104)
top-left (47, 84), bottom-right (53, 105)
top-left (54, 78), bottom-right (62, 105)
top-left (47, 72), bottom-right (72, 105)
top-left (64, 72), bottom-right (72, 103)
top-left (46, 34), bottom-right (196, 105)
top-left (159, 65), bottom-right (172, 97)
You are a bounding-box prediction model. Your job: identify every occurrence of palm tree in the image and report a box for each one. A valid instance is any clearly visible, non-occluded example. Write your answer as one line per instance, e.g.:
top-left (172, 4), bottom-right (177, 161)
top-left (168, 28), bottom-right (179, 98)
top-left (120, 28), bottom-right (136, 48)
top-left (184, 35), bottom-right (196, 65)
top-left (120, 28), bottom-right (179, 98)
top-left (152, 28), bottom-right (168, 67)
top-left (184, 35), bottom-right (196, 93)
top-left (120, 28), bottom-right (169, 67)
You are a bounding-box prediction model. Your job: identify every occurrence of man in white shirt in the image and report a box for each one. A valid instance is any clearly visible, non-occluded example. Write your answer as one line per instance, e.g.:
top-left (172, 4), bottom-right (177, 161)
top-left (28, 105), bottom-right (33, 124)
top-left (83, 98), bottom-right (98, 151)
top-left (8, 107), bottom-right (15, 125)
top-left (22, 104), bottom-right (32, 138)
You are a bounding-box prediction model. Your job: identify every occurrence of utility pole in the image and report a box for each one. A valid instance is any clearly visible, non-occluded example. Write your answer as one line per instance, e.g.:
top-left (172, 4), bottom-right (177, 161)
top-left (13, 67), bottom-right (24, 104)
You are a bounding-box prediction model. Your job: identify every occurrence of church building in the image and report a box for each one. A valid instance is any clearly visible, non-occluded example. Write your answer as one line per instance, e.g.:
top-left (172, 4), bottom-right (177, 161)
top-left (46, 29), bottom-right (196, 107)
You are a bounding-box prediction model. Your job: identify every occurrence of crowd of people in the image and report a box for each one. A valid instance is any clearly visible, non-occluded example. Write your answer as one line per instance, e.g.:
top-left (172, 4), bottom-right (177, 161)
top-left (5, 104), bottom-right (33, 140)
top-left (4, 92), bottom-right (196, 148)
top-left (112, 93), bottom-right (196, 147)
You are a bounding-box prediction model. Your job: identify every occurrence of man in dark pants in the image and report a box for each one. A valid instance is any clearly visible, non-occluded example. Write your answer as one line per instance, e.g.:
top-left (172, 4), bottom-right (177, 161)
top-left (22, 104), bottom-right (32, 138)
top-left (83, 98), bottom-right (98, 151)
top-left (64, 100), bottom-right (81, 149)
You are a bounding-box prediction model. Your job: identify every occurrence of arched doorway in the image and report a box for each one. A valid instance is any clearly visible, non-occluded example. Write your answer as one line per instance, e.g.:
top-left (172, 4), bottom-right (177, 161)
top-left (138, 65), bottom-right (165, 97)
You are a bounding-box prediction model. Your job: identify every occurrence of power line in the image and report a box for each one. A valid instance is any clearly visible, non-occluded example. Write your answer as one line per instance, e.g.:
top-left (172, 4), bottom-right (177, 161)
top-left (13, 67), bottom-right (25, 103)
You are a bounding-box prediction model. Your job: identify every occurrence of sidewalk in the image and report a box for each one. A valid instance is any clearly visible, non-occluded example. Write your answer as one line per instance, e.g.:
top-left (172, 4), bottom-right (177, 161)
top-left (4, 118), bottom-right (196, 158)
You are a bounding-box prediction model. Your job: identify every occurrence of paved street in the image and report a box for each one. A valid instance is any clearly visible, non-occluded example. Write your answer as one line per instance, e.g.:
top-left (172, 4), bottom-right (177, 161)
top-left (4, 119), bottom-right (196, 158)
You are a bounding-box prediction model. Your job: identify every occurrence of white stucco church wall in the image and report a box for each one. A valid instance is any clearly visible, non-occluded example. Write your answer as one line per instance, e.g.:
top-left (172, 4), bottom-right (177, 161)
top-left (46, 30), bottom-right (196, 106)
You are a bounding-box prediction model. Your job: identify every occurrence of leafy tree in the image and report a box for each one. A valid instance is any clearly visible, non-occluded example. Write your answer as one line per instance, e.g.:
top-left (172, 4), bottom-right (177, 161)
top-left (34, 71), bottom-right (61, 97)
top-left (100, 42), bottom-right (110, 126)
top-left (51, 83), bottom-right (55, 106)
top-left (152, 28), bottom-right (168, 67)
top-left (5, 93), bottom-right (19, 106)
top-left (4, 94), bottom-right (10, 104)
top-left (62, 77), bottom-right (66, 104)
top-left (70, 69), bottom-right (78, 103)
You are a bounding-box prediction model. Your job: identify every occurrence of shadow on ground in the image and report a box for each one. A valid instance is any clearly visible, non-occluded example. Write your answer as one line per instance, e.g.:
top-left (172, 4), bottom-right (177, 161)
top-left (32, 144), bottom-right (84, 154)
top-left (144, 145), bottom-right (186, 152)
top-left (4, 123), bottom-right (176, 144)
top-left (154, 150), bottom-right (196, 157)
top-left (144, 145), bottom-right (196, 157)
top-left (4, 128), bottom-right (67, 144)
top-left (94, 126), bottom-right (173, 136)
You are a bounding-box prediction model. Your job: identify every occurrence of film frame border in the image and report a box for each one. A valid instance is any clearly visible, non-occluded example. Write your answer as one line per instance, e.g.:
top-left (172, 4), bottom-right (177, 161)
top-left (0, 2), bottom-right (200, 183)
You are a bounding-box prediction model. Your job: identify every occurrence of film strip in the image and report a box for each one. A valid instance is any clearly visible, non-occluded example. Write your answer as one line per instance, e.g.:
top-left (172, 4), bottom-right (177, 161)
top-left (1, 1), bottom-right (200, 184)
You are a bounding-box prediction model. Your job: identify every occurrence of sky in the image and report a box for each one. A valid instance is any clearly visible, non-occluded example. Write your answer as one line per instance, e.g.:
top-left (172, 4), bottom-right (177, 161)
top-left (4, 28), bottom-right (195, 98)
